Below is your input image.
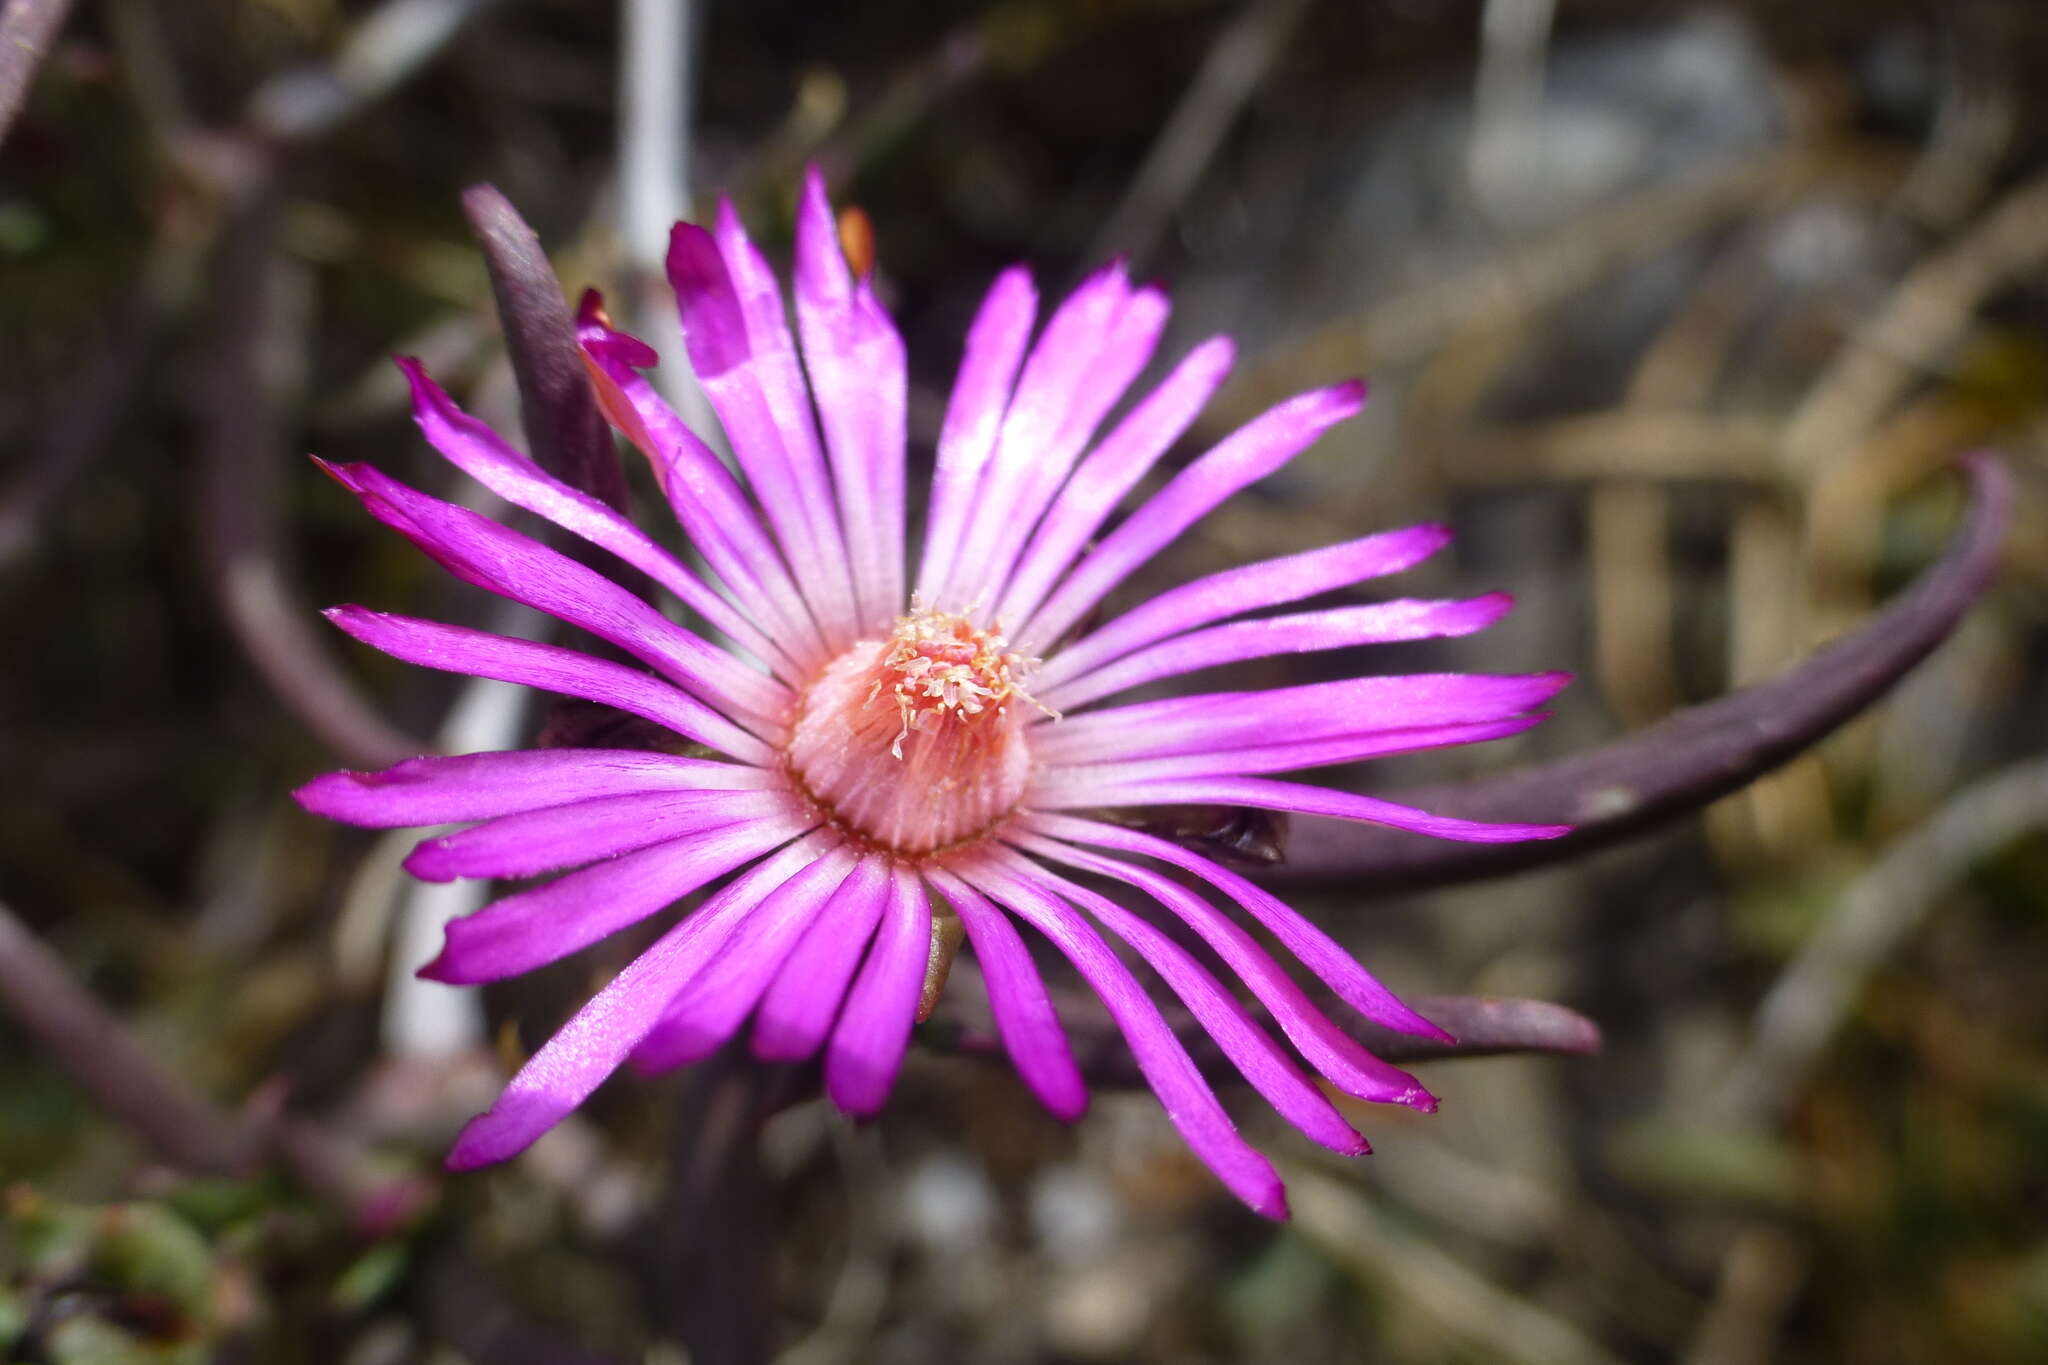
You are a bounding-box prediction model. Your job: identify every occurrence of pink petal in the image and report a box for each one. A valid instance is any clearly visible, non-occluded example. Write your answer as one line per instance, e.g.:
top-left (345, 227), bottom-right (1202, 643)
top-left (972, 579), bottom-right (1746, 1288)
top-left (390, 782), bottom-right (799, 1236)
top-left (1022, 813), bottom-right (1453, 1041)
top-left (1029, 671), bottom-right (1572, 767)
top-left (1055, 288), bottom-right (1172, 456)
top-left (795, 168), bottom-right (907, 626)
top-left (937, 265), bottom-right (1128, 607)
top-left (1042, 594), bottom-right (1515, 710)
top-left (927, 869), bottom-right (1087, 1121)
top-left (1020, 380), bottom-right (1365, 652)
top-left (712, 206), bottom-right (867, 638)
top-left (578, 319), bottom-right (828, 666)
top-left (1037, 523), bottom-right (1452, 688)
top-left (980, 286), bottom-right (1173, 609)
top-left (669, 220), bottom-right (859, 643)
top-left (445, 834), bottom-right (831, 1167)
top-left (995, 337), bottom-right (1235, 633)
top-left (950, 854), bottom-right (1287, 1219)
top-left (403, 786), bottom-right (797, 883)
top-left (750, 856), bottom-right (894, 1062)
top-left (293, 748), bottom-right (771, 828)
top-left (320, 459), bottom-right (787, 725)
top-left (914, 267), bottom-right (1037, 606)
top-left (1033, 773), bottom-right (1572, 844)
top-left (1015, 828), bottom-right (1437, 1103)
top-left (988, 848), bottom-right (1369, 1154)
top-left (824, 866), bottom-right (933, 1117)
top-left (420, 814), bottom-right (815, 985)
top-left (324, 606), bottom-right (776, 766)
top-left (396, 357), bottom-right (799, 679)
top-left (944, 268), bottom-right (1164, 612)
top-left (1038, 714), bottom-right (1547, 787)
top-left (629, 841), bottom-right (863, 1074)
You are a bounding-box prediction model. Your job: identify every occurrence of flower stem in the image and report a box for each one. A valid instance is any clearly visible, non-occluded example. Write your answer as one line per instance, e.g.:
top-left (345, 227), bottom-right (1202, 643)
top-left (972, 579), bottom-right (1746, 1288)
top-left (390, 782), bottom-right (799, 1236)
top-left (0, 898), bottom-right (259, 1173)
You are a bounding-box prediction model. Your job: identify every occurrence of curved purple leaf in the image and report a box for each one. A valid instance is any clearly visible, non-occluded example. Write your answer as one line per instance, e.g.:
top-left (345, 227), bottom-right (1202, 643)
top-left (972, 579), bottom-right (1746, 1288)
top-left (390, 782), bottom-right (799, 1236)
top-left (1263, 455), bottom-right (2011, 889)
top-left (461, 185), bottom-right (629, 514)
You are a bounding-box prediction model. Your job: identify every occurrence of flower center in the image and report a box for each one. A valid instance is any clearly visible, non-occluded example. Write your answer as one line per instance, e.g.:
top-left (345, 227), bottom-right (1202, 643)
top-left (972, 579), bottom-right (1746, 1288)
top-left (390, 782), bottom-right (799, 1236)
top-left (784, 607), bottom-right (1046, 855)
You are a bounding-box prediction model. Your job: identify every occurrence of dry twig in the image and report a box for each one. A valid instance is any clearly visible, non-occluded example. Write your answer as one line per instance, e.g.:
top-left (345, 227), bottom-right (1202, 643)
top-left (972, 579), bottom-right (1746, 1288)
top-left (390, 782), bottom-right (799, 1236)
top-left (0, 0), bottom-right (73, 148)
top-left (1718, 753), bottom-right (2048, 1123)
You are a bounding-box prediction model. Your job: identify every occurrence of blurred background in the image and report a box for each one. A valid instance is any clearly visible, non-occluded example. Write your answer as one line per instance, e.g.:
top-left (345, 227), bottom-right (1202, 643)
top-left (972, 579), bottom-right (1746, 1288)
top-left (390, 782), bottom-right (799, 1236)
top-left (3, 1), bottom-right (2046, 1361)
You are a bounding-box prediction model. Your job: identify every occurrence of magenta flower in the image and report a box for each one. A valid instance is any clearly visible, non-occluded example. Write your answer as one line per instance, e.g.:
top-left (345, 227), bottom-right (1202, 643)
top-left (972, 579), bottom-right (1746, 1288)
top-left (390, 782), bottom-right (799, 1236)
top-left (295, 171), bottom-right (1569, 1218)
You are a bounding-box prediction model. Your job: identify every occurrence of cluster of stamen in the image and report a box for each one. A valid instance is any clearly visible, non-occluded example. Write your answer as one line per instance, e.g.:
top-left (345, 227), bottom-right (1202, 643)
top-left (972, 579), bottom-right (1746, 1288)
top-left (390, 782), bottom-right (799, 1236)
top-left (873, 607), bottom-right (1040, 756)
top-left (784, 606), bottom-right (1051, 855)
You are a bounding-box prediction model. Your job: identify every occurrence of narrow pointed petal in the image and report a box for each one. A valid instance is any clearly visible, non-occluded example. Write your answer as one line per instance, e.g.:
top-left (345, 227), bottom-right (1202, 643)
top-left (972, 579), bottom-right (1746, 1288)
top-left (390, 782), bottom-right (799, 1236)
top-left (1022, 814), bottom-right (1453, 1041)
top-left (396, 357), bottom-right (798, 678)
top-left (324, 607), bottom-right (777, 766)
top-left (1015, 830), bottom-right (1436, 1104)
top-left (1030, 671), bottom-right (1572, 767)
top-left (1043, 594), bottom-right (1515, 710)
top-left (795, 168), bottom-right (908, 624)
top-left (629, 841), bottom-right (862, 1074)
top-left (928, 870), bottom-right (1087, 1121)
top-left (420, 814), bottom-right (815, 985)
top-left (940, 264), bottom-right (1127, 607)
top-left (293, 748), bottom-right (771, 828)
top-left (1037, 523), bottom-right (1453, 688)
top-left (1035, 774), bottom-right (1571, 844)
top-left (951, 271), bottom-right (1172, 609)
top-left (403, 787), bottom-right (798, 883)
top-left (668, 221), bottom-right (859, 642)
top-left (445, 835), bottom-right (829, 1167)
top-left (1039, 714), bottom-right (1547, 787)
top-left (980, 286), bottom-right (1172, 606)
top-left (1021, 380), bottom-right (1365, 652)
top-left (751, 856), bottom-right (894, 1062)
top-left (681, 211), bottom-right (863, 641)
top-left (997, 337), bottom-right (1235, 633)
top-left (915, 267), bottom-right (1037, 605)
top-left (825, 866), bottom-right (934, 1117)
top-left (1057, 288), bottom-right (1172, 454)
top-left (320, 459), bottom-right (788, 725)
top-left (988, 849), bottom-right (1369, 1153)
top-left (578, 317), bottom-right (826, 666)
top-left (951, 856), bottom-right (1288, 1219)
